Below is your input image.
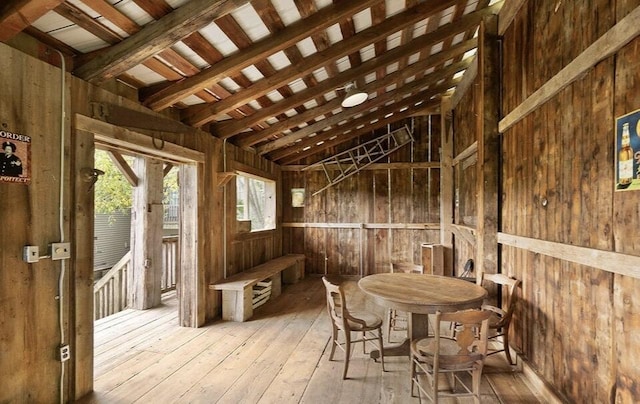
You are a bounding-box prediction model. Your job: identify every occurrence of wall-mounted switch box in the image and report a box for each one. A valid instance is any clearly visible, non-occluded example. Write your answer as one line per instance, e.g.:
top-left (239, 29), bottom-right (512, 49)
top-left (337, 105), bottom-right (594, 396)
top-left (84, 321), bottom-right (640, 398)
top-left (50, 243), bottom-right (71, 260)
top-left (23, 246), bottom-right (40, 263)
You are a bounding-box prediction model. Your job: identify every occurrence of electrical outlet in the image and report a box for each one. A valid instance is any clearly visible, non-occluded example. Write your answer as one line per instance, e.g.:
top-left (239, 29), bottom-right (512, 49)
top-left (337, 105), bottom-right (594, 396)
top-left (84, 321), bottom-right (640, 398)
top-left (50, 242), bottom-right (71, 260)
top-left (59, 344), bottom-right (71, 362)
top-left (23, 246), bottom-right (40, 263)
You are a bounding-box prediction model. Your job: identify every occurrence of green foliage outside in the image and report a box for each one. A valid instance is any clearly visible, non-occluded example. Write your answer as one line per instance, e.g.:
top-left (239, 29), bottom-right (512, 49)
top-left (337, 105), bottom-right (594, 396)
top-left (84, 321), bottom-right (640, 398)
top-left (94, 150), bottom-right (179, 216)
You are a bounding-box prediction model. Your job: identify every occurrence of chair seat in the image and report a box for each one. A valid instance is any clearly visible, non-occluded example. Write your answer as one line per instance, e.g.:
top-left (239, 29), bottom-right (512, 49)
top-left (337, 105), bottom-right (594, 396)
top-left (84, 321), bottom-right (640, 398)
top-left (412, 337), bottom-right (484, 370)
top-left (347, 311), bottom-right (383, 331)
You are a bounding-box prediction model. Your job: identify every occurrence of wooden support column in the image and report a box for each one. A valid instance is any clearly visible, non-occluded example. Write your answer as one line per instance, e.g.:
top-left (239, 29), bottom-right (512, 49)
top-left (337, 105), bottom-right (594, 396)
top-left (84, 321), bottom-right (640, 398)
top-left (475, 15), bottom-right (500, 277)
top-left (440, 96), bottom-right (454, 248)
top-left (130, 156), bottom-right (164, 309)
top-left (179, 163), bottom-right (204, 327)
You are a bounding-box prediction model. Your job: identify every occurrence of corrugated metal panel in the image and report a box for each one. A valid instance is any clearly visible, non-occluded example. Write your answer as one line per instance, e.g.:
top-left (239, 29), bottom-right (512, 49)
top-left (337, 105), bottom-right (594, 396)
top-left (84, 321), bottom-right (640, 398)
top-left (94, 210), bottom-right (131, 271)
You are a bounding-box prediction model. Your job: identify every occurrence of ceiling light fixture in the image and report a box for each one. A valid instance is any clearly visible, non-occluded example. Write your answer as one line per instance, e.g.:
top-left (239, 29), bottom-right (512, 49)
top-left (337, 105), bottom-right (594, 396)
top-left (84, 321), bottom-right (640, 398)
top-left (341, 82), bottom-right (368, 108)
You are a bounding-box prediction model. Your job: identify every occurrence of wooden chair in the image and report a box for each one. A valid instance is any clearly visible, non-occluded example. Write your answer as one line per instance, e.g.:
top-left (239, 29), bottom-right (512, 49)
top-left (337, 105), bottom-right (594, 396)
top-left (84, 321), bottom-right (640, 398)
top-left (386, 262), bottom-right (424, 342)
top-left (410, 309), bottom-right (492, 404)
top-left (321, 277), bottom-right (385, 379)
top-left (480, 273), bottom-right (521, 365)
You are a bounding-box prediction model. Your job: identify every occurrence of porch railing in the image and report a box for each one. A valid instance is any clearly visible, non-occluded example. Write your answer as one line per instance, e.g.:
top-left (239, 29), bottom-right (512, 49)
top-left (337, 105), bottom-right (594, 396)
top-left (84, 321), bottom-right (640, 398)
top-left (161, 236), bottom-right (179, 293)
top-left (94, 251), bottom-right (131, 321)
top-left (94, 236), bottom-right (179, 320)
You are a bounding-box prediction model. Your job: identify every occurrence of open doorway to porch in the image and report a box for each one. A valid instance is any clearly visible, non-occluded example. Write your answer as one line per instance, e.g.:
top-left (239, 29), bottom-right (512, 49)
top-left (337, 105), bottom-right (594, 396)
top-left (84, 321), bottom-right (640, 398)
top-left (92, 149), bottom-right (180, 321)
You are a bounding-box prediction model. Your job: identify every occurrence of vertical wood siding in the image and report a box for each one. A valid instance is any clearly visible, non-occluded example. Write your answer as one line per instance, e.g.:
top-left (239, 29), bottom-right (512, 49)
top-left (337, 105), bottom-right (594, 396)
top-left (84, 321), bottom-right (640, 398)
top-left (498, 0), bottom-right (640, 402)
top-left (282, 117), bottom-right (441, 276)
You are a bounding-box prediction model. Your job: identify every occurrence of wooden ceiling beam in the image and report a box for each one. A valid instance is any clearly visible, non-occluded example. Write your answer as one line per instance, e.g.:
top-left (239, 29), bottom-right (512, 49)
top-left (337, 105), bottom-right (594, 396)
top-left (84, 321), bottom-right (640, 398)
top-left (193, 0), bottom-right (499, 131)
top-left (54, 2), bottom-right (122, 45)
top-left (0, 0), bottom-right (66, 42)
top-left (276, 100), bottom-right (440, 165)
top-left (80, 0), bottom-right (141, 36)
top-left (251, 58), bottom-right (470, 155)
top-left (143, 0), bottom-right (382, 111)
top-left (268, 82), bottom-right (454, 162)
top-left (181, 0), bottom-right (462, 126)
top-left (225, 33), bottom-right (478, 143)
top-left (74, 0), bottom-right (255, 84)
top-left (236, 39), bottom-right (476, 148)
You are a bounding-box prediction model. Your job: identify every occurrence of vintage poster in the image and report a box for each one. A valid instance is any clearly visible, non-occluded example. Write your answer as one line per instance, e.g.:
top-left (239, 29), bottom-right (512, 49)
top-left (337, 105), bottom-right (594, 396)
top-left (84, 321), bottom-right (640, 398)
top-left (615, 109), bottom-right (640, 191)
top-left (0, 129), bottom-right (31, 185)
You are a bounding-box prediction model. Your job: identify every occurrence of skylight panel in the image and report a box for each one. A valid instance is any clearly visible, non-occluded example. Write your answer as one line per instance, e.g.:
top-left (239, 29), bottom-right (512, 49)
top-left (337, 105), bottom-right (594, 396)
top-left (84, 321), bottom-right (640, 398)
top-left (199, 24), bottom-right (238, 56)
top-left (125, 65), bottom-right (166, 86)
top-left (231, 5), bottom-right (270, 42)
top-left (240, 65), bottom-right (265, 83)
top-left (267, 51), bottom-right (292, 70)
top-left (273, 0), bottom-right (302, 25)
top-left (385, 0), bottom-right (405, 17)
top-left (312, 67), bottom-right (329, 82)
top-left (387, 31), bottom-right (402, 49)
top-left (359, 44), bottom-right (376, 62)
top-left (352, 8), bottom-right (372, 32)
top-left (173, 42), bottom-right (208, 69)
top-left (325, 24), bottom-right (343, 45)
top-left (297, 37), bottom-right (318, 57)
top-left (219, 77), bottom-right (241, 93)
top-left (266, 90), bottom-right (285, 103)
top-left (108, 0), bottom-right (153, 26)
top-left (386, 62), bottom-right (399, 75)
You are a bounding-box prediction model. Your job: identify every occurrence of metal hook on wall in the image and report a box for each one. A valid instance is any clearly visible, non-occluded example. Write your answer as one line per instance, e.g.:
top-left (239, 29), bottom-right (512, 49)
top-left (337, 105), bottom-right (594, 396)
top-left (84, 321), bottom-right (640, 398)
top-left (80, 167), bottom-right (104, 192)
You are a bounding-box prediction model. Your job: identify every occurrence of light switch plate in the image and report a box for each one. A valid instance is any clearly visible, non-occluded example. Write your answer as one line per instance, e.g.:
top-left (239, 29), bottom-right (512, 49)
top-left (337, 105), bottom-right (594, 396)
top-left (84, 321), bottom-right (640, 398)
top-left (50, 242), bottom-right (71, 260)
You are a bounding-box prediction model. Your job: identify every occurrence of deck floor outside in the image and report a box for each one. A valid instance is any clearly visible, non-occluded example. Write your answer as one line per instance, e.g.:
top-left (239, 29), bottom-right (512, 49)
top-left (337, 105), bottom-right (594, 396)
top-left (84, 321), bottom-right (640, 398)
top-left (81, 277), bottom-right (543, 403)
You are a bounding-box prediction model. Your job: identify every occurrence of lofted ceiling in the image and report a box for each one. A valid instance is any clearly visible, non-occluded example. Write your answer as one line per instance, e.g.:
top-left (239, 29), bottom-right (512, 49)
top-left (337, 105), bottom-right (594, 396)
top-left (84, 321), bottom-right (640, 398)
top-left (0, 0), bottom-right (502, 165)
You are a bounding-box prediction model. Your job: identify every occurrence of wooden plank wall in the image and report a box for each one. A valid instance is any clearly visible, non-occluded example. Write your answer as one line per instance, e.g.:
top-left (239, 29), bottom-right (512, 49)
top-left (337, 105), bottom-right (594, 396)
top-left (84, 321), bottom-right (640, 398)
top-left (0, 42), bottom-right (69, 404)
top-left (497, 0), bottom-right (640, 402)
top-left (281, 117), bottom-right (441, 276)
top-left (0, 36), bottom-right (281, 400)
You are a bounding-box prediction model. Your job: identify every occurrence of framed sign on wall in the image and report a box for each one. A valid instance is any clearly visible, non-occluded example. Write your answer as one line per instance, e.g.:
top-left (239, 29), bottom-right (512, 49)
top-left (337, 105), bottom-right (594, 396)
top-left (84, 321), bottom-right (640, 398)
top-left (0, 130), bottom-right (31, 185)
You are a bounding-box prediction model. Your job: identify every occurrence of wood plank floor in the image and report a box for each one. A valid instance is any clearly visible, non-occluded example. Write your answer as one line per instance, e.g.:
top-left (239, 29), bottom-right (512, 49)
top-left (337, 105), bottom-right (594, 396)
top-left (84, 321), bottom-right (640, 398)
top-left (79, 277), bottom-right (543, 403)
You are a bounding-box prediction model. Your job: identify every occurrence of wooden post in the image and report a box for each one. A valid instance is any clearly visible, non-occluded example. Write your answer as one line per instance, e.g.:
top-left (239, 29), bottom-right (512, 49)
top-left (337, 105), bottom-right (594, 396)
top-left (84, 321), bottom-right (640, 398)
top-left (475, 15), bottom-right (500, 277)
top-left (129, 156), bottom-right (164, 309)
top-left (440, 97), bottom-right (455, 272)
top-left (440, 96), bottom-right (454, 248)
top-left (179, 163), bottom-right (204, 327)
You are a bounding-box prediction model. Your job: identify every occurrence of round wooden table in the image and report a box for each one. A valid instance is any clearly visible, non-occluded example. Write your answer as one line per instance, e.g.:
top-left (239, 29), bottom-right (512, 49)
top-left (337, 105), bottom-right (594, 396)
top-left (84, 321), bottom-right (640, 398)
top-left (358, 273), bottom-right (488, 357)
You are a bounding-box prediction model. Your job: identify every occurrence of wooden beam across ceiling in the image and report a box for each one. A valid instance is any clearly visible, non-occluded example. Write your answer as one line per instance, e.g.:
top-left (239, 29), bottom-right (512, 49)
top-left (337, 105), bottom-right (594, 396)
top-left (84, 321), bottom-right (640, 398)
top-left (0, 0), bottom-right (66, 42)
top-left (255, 59), bottom-right (470, 156)
top-left (180, 0), bottom-right (462, 127)
top-left (234, 38), bottom-right (477, 148)
top-left (74, 0), bottom-right (256, 84)
top-left (143, 0), bottom-right (383, 111)
top-left (221, 3), bottom-right (492, 142)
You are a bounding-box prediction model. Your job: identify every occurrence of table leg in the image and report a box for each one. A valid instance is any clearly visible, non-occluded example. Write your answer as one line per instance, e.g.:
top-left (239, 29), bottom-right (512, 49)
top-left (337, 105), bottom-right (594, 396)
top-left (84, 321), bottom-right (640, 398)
top-left (369, 313), bottom-right (430, 358)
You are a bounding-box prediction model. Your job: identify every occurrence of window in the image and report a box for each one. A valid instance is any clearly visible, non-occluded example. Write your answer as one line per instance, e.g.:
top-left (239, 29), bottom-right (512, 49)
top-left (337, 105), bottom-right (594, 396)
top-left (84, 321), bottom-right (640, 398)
top-left (236, 173), bottom-right (276, 231)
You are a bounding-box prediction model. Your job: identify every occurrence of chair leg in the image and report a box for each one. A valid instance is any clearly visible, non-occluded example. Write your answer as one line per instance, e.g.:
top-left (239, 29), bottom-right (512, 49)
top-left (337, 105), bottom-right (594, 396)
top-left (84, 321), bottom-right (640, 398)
top-left (432, 367), bottom-right (439, 404)
top-left (343, 330), bottom-right (351, 379)
top-left (329, 324), bottom-right (338, 361)
top-left (503, 327), bottom-right (514, 365)
top-left (472, 367), bottom-right (482, 404)
top-left (410, 355), bottom-right (420, 403)
top-left (377, 328), bottom-right (385, 371)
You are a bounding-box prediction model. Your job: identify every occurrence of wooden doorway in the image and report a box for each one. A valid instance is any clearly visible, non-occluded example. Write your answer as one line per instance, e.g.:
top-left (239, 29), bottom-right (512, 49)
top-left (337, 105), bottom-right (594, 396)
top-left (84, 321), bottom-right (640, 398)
top-left (76, 113), bottom-right (204, 327)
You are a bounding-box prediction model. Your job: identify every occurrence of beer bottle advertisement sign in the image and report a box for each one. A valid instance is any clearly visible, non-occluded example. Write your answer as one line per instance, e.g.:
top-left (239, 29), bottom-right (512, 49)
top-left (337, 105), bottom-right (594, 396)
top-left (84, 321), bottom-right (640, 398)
top-left (615, 110), bottom-right (640, 192)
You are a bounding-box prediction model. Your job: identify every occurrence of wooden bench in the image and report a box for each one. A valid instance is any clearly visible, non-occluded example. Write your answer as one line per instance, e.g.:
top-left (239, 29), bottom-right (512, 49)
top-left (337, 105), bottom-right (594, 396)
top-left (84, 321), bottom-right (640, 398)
top-left (209, 254), bottom-right (305, 321)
